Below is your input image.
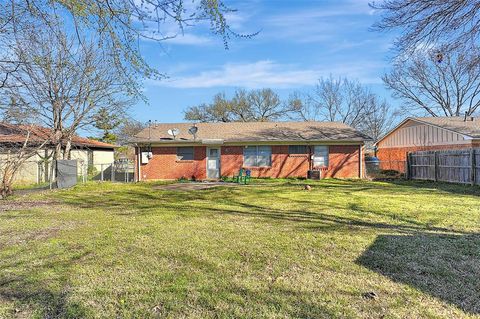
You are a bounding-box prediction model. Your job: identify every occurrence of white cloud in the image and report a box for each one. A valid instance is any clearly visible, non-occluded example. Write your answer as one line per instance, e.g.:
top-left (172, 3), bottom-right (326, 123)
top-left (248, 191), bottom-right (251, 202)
top-left (260, 1), bottom-right (375, 43)
top-left (149, 60), bottom-right (384, 89)
top-left (151, 60), bottom-right (317, 88)
top-left (165, 33), bottom-right (213, 45)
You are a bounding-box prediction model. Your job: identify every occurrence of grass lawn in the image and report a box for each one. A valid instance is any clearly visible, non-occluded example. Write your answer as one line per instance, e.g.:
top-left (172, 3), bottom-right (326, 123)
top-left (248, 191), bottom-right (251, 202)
top-left (1, 179), bottom-right (480, 318)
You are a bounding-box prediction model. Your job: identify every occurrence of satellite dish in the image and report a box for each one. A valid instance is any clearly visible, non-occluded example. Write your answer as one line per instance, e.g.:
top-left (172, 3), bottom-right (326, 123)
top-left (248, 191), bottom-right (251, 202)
top-left (167, 128), bottom-right (180, 139)
top-left (188, 125), bottom-right (198, 141)
top-left (188, 126), bottom-right (198, 135)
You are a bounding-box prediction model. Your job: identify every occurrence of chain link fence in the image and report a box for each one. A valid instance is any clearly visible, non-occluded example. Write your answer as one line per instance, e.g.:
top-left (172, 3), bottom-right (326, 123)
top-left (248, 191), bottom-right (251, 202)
top-left (91, 159), bottom-right (135, 182)
top-left (2, 159), bottom-right (135, 193)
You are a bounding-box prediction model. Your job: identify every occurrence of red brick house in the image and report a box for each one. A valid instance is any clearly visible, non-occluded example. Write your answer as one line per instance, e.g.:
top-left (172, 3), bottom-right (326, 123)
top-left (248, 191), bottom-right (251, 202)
top-left (376, 116), bottom-right (480, 172)
top-left (132, 121), bottom-right (370, 181)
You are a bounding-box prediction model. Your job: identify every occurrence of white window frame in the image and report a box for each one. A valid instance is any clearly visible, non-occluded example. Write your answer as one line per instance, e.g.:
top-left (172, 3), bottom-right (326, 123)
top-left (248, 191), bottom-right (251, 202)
top-left (243, 146), bottom-right (272, 167)
top-left (313, 145), bottom-right (329, 167)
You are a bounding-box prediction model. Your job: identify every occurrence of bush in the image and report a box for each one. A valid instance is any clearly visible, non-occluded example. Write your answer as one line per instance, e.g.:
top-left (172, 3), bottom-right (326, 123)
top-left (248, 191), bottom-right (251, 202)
top-left (88, 165), bottom-right (98, 176)
top-left (380, 169), bottom-right (400, 176)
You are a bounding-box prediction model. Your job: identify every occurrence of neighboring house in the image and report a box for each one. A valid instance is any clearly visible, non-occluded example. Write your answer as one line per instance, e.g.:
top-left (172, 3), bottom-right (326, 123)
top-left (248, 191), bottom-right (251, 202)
top-left (0, 123), bottom-right (116, 184)
top-left (131, 121), bottom-right (370, 181)
top-left (376, 116), bottom-right (480, 172)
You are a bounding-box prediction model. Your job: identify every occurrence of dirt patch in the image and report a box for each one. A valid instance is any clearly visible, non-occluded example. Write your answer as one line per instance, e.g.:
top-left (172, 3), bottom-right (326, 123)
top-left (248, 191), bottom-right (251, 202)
top-left (0, 200), bottom-right (58, 212)
top-left (153, 182), bottom-right (239, 191)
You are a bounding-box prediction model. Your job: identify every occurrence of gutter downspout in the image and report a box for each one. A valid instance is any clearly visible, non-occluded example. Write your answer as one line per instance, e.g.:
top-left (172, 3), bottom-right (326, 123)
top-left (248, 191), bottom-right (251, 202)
top-left (359, 144), bottom-right (363, 178)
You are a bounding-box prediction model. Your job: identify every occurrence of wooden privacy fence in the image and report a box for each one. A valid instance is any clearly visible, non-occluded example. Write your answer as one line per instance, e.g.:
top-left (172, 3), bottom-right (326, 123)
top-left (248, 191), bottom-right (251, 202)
top-left (407, 149), bottom-right (480, 185)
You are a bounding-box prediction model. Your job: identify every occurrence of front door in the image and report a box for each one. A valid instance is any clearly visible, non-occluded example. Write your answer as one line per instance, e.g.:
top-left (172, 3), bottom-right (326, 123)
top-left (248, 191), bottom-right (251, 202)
top-left (207, 148), bottom-right (220, 179)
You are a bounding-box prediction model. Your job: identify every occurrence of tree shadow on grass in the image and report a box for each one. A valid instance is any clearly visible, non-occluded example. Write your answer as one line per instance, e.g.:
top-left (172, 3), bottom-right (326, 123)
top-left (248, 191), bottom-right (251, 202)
top-left (356, 233), bottom-right (480, 314)
top-left (0, 245), bottom-right (91, 318)
top-left (384, 180), bottom-right (480, 197)
top-left (210, 200), bottom-right (470, 235)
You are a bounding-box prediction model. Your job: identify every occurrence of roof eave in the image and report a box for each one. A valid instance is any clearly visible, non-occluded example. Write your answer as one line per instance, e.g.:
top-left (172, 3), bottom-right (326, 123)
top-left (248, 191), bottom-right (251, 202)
top-left (131, 138), bottom-right (368, 145)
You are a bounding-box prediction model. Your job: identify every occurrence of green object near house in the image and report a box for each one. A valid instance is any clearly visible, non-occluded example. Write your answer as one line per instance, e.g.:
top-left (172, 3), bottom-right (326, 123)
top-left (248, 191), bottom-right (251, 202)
top-left (233, 168), bottom-right (251, 184)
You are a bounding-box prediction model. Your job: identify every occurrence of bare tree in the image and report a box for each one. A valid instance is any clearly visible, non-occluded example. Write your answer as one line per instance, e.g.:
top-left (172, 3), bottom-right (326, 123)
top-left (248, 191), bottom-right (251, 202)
top-left (383, 46), bottom-right (480, 117)
top-left (289, 76), bottom-right (396, 141)
top-left (245, 89), bottom-right (286, 121)
top-left (0, 19), bottom-right (131, 164)
top-left (115, 119), bottom-right (148, 146)
top-left (184, 88), bottom-right (290, 122)
top-left (356, 98), bottom-right (396, 143)
top-left (372, 0), bottom-right (480, 54)
top-left (290, 76), bottom-right (372, 127)
top-left (185, 93), bottom-right (235, 122)
top-left (0, 124), bottom-right (50, 198)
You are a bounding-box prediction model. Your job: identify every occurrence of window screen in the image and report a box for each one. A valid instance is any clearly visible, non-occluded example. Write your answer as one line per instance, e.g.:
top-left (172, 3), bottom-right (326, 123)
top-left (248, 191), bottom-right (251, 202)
top-left (177, 147), bottom-right (194, 160)
top-left (243, 146), bottom-right (257, 167)
top-left (243, 146), bottom-right (272, 167)
top-left (257, 146), bottom-right (272, 166)
top-left (313, 145), bottom-right (329, 167)
top-left (288, 145), bottom-right (307, 154)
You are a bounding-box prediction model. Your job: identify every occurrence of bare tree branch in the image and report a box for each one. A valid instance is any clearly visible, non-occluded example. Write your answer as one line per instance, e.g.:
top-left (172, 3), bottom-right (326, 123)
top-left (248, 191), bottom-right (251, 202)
top-left (184, 88), bottom-right (291, 122)
top-left (383, 45), bottom-right (480, 117)
top-left (372, 0), bottom-right (480, 55)
top-left (0, 18), bottom-right (132, 162)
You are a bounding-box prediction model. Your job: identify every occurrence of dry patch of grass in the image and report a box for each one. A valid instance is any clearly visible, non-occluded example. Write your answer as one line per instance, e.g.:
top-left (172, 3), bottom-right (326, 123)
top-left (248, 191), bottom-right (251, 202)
top-left (0, 199), bottom-right (57, 212)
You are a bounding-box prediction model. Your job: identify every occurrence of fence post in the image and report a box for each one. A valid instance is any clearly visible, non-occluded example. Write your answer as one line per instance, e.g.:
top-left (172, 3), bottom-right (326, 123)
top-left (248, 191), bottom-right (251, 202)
top-left (433, 151), bottom-right (438, 182)
top-left (111, 163), bottom-right (115, 182)
top-left (100, 164), bottom-right (104, 182)
top-left (406, 152), bottom-right (410, 179)
top-left (471, 149), bottom-right (476, 186)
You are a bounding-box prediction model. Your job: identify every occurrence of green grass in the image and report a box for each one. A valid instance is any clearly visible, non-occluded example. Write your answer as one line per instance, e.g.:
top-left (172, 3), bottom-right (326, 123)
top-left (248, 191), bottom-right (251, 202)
top-left (1, 179), bottom-right (480, 318)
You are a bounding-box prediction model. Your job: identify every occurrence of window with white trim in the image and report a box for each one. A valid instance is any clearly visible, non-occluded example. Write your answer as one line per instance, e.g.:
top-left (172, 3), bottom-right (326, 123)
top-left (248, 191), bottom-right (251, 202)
top-left (313, 145), bottom-right (329, 167)
top-left (243, 146), bottom-right (272, 167)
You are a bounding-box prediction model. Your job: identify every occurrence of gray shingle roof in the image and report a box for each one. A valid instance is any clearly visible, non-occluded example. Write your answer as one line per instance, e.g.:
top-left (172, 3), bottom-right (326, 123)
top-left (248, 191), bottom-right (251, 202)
top-left (132, 121), bottom-right (370, 144)
top-left (413, 116), bottom-right (480, 138)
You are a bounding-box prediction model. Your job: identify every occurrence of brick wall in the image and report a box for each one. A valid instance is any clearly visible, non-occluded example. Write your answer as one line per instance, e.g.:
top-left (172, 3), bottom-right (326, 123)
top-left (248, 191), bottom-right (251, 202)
top-left (137, 144), bottom-right (361, 180)
top-left (377, 143), bottom-right (480, 173)
top-left (221, 145), bottom-right (311, 178)
top-left (324, 145), bottom-right (360, 178)
top-left (138, 146), bottom-right (207, 180)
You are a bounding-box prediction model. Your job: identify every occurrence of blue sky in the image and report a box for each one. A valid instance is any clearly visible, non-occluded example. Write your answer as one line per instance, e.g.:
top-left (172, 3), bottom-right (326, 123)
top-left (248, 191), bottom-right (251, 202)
top-left (131, 0), bottom-right (399, 124)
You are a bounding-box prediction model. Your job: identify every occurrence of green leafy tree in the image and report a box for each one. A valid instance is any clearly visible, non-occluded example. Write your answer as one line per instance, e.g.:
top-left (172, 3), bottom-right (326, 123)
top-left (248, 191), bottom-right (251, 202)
top-left (93, 107), bottom-right (123, 144)
top-left (0, 0), bottom-right (255, 98)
